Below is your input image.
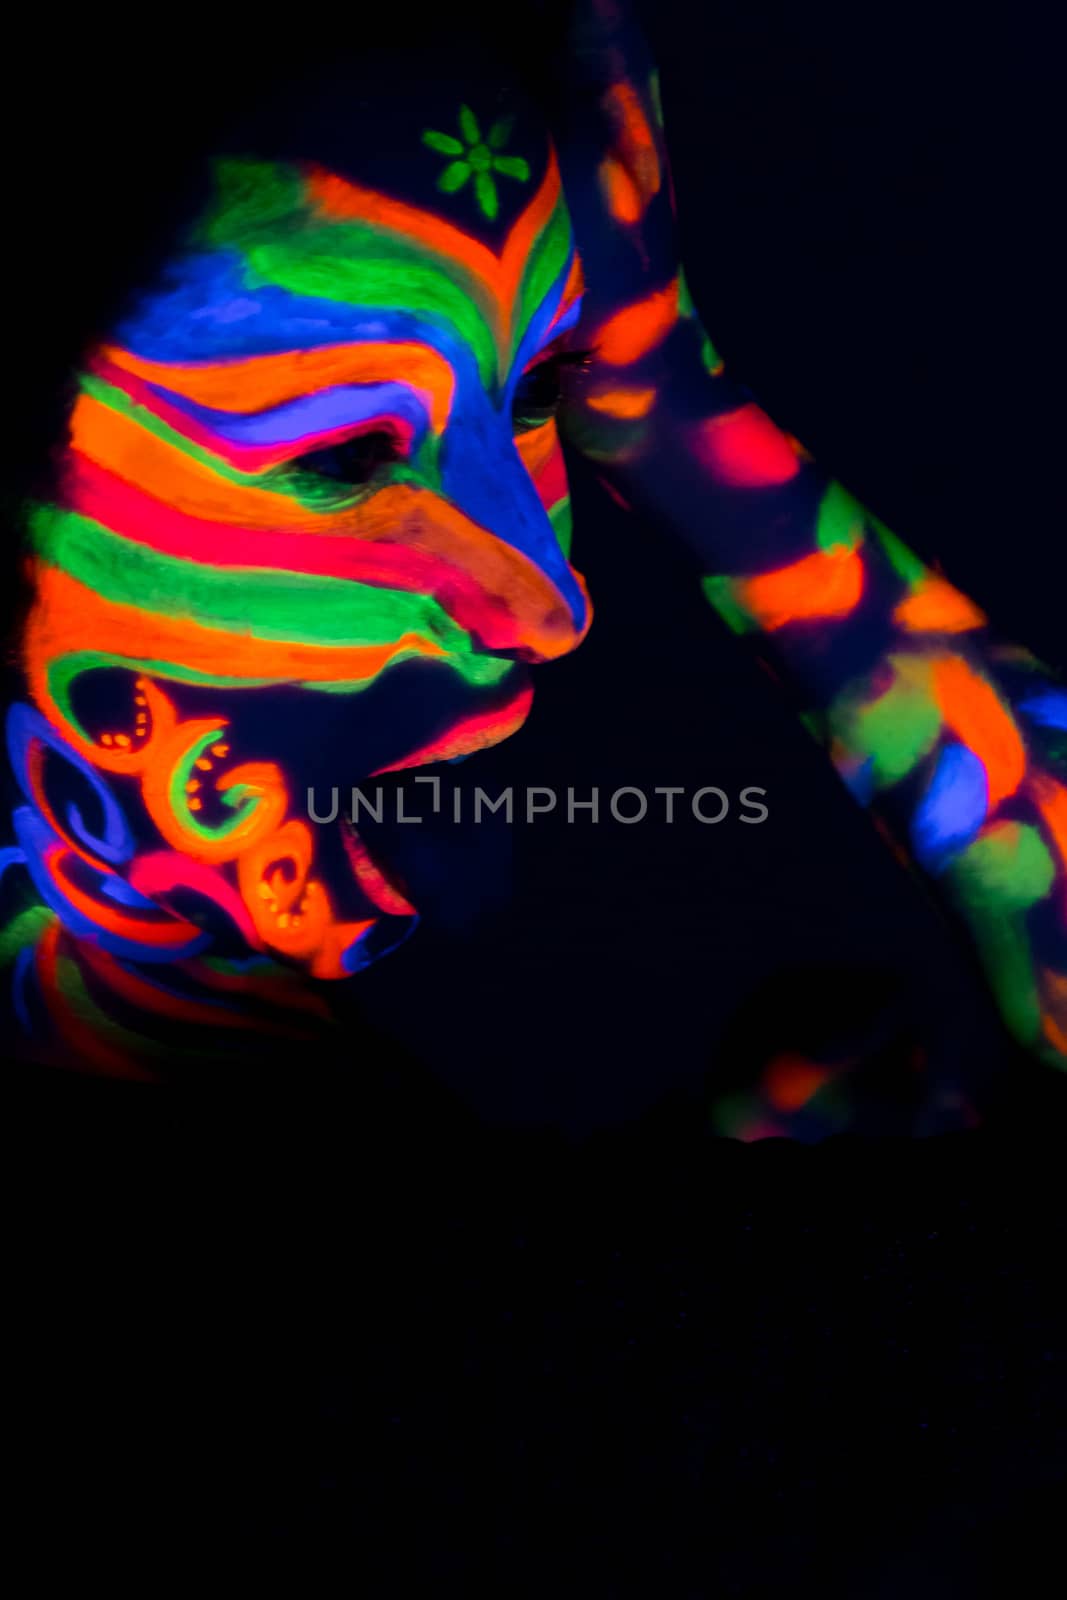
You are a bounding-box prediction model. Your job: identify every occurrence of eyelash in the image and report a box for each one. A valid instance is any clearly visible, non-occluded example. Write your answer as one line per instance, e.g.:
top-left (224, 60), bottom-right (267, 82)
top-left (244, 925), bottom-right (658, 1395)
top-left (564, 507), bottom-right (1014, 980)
top-left (291, 428), bottom-right (404, 486)
top-left (511, 346), bottom-right (596, 436)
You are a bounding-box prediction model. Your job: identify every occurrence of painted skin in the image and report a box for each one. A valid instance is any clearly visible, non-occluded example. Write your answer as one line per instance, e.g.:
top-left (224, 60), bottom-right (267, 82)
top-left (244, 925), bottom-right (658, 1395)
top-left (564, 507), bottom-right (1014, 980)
top-left (549, 0), bottom-right (1067, 1135)
top-left (0, 63), bottom-right (594, 1075)
top-left (3, 10), bottom-right (1064, 1127)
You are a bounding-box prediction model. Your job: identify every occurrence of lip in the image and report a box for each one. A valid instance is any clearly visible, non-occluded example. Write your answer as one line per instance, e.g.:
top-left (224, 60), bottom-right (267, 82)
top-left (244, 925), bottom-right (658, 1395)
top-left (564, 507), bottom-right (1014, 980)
top-left (329, 665), bottom-right (534, 934)
top-left (340, 816), bottom-right (417, 918)
top-left (325, 666), bottom-right (536, 925)
top-left (369, 679), bottom-right (534, 774)
top-left (191, 654), bottom-right (531, 811)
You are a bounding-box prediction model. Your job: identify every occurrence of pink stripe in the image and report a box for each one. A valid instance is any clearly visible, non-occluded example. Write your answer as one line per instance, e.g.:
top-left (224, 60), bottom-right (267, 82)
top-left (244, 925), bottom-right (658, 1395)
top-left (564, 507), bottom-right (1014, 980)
top-left (128, 851), bottom-right (262, 947)
top-left (64, 458), bottom-right (530, 650)
top-left (535, 446), bottom-right (569, 511)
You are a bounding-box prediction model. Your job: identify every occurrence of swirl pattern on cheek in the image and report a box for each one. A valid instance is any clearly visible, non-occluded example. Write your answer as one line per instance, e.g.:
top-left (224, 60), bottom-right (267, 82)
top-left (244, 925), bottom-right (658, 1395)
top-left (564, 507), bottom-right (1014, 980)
top-left (0, 687), bottom-right (381, 1073)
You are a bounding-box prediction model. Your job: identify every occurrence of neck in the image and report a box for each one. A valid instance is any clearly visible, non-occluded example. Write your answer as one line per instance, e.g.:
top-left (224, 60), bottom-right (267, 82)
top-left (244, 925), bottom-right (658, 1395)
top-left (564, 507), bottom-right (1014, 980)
top-left (4, 912), bottom-right (337, 1079)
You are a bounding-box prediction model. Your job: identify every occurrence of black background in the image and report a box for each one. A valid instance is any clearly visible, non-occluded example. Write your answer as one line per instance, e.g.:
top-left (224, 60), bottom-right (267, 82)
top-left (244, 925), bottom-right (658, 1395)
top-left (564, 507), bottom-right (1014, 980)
top-left (8, 2), bottom-right (1066, 1590)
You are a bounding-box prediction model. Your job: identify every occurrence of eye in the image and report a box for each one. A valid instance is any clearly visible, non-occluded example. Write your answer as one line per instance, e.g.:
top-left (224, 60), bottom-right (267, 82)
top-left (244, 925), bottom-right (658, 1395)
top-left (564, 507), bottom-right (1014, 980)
top-left (293, 428), bottom-right (403, 485)
top-left (512, 348), bottom-right (593, 435)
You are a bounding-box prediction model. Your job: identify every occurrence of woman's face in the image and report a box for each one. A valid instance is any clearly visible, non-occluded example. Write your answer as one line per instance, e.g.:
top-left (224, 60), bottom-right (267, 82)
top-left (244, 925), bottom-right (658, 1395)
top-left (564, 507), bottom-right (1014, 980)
top-left (15, 69), bottom-right (592, 979)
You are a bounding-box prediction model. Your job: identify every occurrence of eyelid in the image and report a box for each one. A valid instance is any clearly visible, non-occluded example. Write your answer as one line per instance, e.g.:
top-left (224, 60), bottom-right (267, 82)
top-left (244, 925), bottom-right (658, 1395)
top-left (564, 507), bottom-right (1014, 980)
top-left (282, 416), bottom-right (415, 473)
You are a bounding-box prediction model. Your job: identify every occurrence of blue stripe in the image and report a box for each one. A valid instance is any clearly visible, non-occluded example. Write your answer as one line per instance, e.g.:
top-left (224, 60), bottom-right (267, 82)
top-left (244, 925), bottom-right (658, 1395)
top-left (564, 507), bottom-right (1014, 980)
top-left (153, 379), bottom-right (434, 450)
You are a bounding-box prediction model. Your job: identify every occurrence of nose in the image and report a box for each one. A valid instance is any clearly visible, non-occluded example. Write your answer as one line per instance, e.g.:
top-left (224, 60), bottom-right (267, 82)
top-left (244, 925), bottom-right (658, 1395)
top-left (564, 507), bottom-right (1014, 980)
top-left (431, 409), bottom-right (591, 658)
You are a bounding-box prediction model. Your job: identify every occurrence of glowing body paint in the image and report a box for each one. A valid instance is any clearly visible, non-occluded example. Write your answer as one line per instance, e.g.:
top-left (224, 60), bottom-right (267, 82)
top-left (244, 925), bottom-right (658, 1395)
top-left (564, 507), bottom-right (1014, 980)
top-left (1, 72), bottom-right (592, 1073)
top-left (5, 12), bottom-right (1064, 1117)
top-left (551, 0), bottom-right (1067, 1136)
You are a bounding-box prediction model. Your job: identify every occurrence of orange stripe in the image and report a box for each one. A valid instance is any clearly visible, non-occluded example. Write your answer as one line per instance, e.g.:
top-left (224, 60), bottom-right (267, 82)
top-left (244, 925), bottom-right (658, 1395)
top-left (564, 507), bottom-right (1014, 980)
top-left (352, 484), bottom-right (590, 658)
top-left (77, 399), bottom-right (571, 566)
top-left (513, 417), bottom-right (561, 477)
top-left (599, 157), bottom-right (644, 223)
top-left (1045, 970), bottom-right (1067, 1004)
top-left (24, 569), bottom-right (449, 764)
top-left (594, 277), bottom-right (679, 365)
top-left (931, 655), bottom-right (1027, 809)
top-left (894, 574), bottom-right (986, 634)
top-left (604, 81), bottom-right (661, 193)
top-left (306, 150), bottom-right (564, 361)
top-left (587, 387), bottom-right (656, 419)
top-left (764, 1053), bottom-right (834, 1112)
top-left (71, 395), bottom-right (367, 529)
top-left (38, 451), bottom-right (586, 654)
top-left (738, 545), bottom-right (865, 630)
top-left (1033, 775), bottom-right (1067, 918)
top-left (557, 250), bottom-right (586, 313)
top-left (100, 341), bottom-right (455, 427)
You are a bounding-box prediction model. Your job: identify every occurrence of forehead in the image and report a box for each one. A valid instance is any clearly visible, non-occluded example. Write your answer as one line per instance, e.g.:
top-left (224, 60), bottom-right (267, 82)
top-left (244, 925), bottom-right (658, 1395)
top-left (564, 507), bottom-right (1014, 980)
top-left (110, 55), bottom-right (580, 391)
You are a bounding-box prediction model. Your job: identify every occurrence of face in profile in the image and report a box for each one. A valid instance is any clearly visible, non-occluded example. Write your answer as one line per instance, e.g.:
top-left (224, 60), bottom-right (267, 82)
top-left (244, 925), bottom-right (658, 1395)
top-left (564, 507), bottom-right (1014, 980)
top-left (12, 54), bottom-right (592, 999)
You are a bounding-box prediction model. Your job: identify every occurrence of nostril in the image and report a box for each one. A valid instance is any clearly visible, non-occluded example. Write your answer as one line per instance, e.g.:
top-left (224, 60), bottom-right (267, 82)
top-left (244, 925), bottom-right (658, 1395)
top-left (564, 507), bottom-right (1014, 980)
top-left (540, 583), bottom-right (591, 654)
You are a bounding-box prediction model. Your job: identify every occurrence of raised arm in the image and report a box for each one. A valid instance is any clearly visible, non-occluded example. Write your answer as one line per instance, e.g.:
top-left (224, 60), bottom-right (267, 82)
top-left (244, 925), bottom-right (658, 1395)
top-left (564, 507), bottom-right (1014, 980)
top-left (548, 0), bottom-right (1067, 1073)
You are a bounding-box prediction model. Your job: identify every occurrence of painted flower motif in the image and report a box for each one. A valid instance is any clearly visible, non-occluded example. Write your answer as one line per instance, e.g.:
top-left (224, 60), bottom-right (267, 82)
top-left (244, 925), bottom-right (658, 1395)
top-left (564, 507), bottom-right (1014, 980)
top-left (422, 106), bottom-right (530, 221)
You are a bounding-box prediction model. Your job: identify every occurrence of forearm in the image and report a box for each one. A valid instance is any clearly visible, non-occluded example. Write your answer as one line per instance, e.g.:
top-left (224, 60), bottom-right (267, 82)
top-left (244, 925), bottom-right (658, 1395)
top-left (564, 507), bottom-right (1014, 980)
top-left (567, 315), bottom-right (1067, 1068)
top-left (550, 0), bottom-right (1066, 1068)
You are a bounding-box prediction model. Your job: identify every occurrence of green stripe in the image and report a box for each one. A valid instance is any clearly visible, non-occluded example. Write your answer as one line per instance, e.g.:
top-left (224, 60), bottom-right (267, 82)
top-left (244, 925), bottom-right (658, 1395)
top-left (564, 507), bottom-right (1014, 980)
top-left (306, 651), bottom-right (514, 693)
top-left (177, 155), bottom-right (572, 392)
top-left (246, 224), bottom-right (499, 384)
top-left (951, 821), bottom-right (1056, 914)
top-left (513, 200), bottom-right (573, 369)
top-left (701, 574), bottom-right (757, 635)
top-left (815, 481), bottom-right (866, 554)
top-left (0, 904), bottom-right (55, 965)
top-left (832, 658), bottom-right (942, 787)
top-left (549, 497), bottom-right (573, 558)
top-left (873, 517), bottom-right (927, 586)
top-left (198, 159), bottom-right (308, 246)
top-left (31, 504), bottom-right (475, 652)
top-left (41, 645), bottom-right (512, 746)
top-left (199, 160), bottom-right (501, 371)
top-left (960, 914), bottom-right (1043, 1045)
top-left (81, 372), bottom-right (269, 485)
top-left (167, 724), bottom-right (264, 849)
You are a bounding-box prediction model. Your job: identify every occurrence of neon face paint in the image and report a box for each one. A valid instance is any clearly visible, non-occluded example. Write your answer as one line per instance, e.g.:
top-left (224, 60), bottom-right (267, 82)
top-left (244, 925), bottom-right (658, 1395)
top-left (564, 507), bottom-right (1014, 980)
top-left (2, 77), bottom-right (593, 1072)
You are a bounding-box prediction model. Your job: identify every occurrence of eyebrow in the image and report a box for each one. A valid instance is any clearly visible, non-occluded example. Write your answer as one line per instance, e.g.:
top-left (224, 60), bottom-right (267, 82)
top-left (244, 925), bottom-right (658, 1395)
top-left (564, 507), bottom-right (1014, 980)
top-left (98, 341), bottom-right (456, 429)
top-left (154, 385), bottom-right (426, 457)
top-left (88, 354), bottom-right (432, 475)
